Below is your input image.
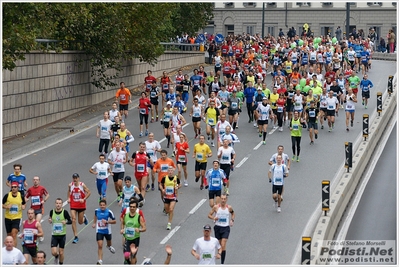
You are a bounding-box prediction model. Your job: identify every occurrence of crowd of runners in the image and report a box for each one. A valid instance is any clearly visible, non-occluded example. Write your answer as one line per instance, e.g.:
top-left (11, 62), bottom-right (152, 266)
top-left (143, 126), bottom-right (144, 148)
top-left (3, 30), bottom-right (376, 265)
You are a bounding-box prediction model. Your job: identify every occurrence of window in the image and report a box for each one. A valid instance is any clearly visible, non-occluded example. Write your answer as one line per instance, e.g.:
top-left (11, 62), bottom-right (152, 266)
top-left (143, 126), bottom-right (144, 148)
top-left (393, 2), bottom-right (397, 6)
top-left (320, 26), bottom-right (334, 37)
top-left (224, 2), bottom-right (234, 8)
top-left (245, 25), bottom-right (255, 35)
top-left (266, 26), bottom-right (276, 37)
top-left (243, 2), bottom-right (257, 7)
top-left (296, 2), bottom-right (311, 6)
top-left (267, 2), bottom-right (276, 6)
top-left (227, 25), bottom-right (234, 31)
top-left (367, 2), bottom-right (382, 6)
top-left (322, 2), bottom-right (333, 6)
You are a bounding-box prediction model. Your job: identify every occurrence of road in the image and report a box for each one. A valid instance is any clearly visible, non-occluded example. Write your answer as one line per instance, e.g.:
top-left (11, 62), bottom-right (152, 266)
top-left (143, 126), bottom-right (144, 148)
top-left (2, 60), bottom-right (396, 265)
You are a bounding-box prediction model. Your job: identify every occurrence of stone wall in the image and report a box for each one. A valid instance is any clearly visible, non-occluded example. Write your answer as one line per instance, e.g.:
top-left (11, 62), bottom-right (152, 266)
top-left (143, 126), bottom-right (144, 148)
top-left (2, 51), bottom-right (205, 139)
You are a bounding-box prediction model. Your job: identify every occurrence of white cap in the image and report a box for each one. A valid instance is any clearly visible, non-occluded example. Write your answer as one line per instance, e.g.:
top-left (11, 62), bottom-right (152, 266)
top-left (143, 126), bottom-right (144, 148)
top-left (167, 101), bottom-right (172, 106)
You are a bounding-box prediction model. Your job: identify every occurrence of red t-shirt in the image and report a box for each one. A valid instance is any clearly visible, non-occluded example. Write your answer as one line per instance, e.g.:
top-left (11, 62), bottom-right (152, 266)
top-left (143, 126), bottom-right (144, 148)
top-left (175, 142), bottom-right (189, 163)
top-left (144, 76), bottom-right (157, 91)
top-left (139, 98), bottom-right (151, 115)
top-left (25, 186), bottom-right (48, 210)
top-left (221, 45), bottom-right (229, 55)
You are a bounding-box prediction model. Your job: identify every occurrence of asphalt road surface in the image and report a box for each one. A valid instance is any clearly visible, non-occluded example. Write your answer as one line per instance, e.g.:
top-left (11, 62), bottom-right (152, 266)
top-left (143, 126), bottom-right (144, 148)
top-left (2, 60), bottom-right (396, 265)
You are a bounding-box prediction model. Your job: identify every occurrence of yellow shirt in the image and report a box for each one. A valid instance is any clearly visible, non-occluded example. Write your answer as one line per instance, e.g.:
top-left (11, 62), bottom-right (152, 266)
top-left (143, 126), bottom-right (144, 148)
top-left (205, 107), bottom-right (218, 126)
top-left (269, 93), bottom-right (279, 109)
top-left (5, 192), bottom-right (23, 220)
top-left (193, 143), bottom-right (212, 163)
top-left (285, 61), bottom-right (293, 74)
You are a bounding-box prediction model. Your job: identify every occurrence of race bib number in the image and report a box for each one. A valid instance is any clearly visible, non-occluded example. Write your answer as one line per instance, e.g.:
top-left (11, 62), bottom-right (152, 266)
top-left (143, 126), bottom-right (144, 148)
top-left (97, 221), bottom-right (107, 229)
top-left (183, 85), bottom-right (189, 91)
top-left (202, 252), bottom-right (212, 260)
top-left (165, 186), bottom-right (174, 195)
top-left (218, 215), bottom-right (227, 223)
top-left (23, 229), bottom-right (34, 244)
top-left (347, 104), bottom-right (353, 109)
top-left (211, 177), bottom-right (221, 187)
top-left (31, 196), bottom-right (41, 206)
top-left (163, 84), bottom-right (169, 90)
top-left (73, 193), bottom-right (81, 202)
top-left (101, 126), bottom-right (107, 131)
top-left (309, 111), bottom-right (315, 117)
top-left (115, 163), bottom-right (122, 169)
top-left (53, 223), bottom-right (63, 234)
top-left (222, 155), bottom-right (229, 161)
top-left (295, 102), bottom-right (301, 106)
top-left (293, 124), bottom-right (299, 130)
top-left (208, 118), bottom-right (215, 125)
top-left (231, 102), bottom-right (238, 109)
top-left (277, 106), bottom-right (283, 112)
top-left (194, 112), bottom-right (200, 117)
top-left (178, 155), bottom-right (186, 163)
top-left (140, 108), bottom-right (146, 114)
top-left (146, 84), bottom-right (151, 90)
top-left (328, 105), bottom-right (334, 109)
top-left (136, 164), bottom-right (145, 172)
top-left (196, 153), bottom-right (204, 161)
top-left (121, 95), bottom-right (126, 101)
top-left (161, 164), bottom-right (169, 172)
top-left (274, 177), bottom-right (283, 185)
top-left (125, 227), bottom-right (135, 238)
top-left (150, 91), bottom-right (156, 98)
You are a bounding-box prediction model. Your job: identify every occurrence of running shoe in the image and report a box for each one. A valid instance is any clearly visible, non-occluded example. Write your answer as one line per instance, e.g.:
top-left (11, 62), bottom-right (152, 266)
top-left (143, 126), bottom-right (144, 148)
top-left (156, 116), bottom-right (159, 122)
top-left (230, 165), bottom-right (234, 171)
top-left (310, 141), bottom-right (314, 145)
top-left (279, 127), bottom-right (283, 132)
top-left (273, 201), bottom-right (277, 208)
top-left (329, 127), bottom-right (332, 132)
top-left (211, 141), bottom-right (214, 147)
top-left (200, 185), bottom-right (204, 190)
top-left (292, 155), bottom-right (296, 161)
top-left (139, 132), bottom-right (143, 137)
top-left (84, 214), bottom-right (88, 225)
top-left (145, 184), bottom-right (151, 192)
top-left (346, 127), bottom-right (349, 132)
top-left (273, 125), bottom-right (277, 129)
top-left (296, 156), bottom-right (300, 162)
top-left (39, 236), bottom-right (44, 242)
top-left (107, 246), bottom-right (116, 254)
top-left (253, 122), bottom-right (257, 127)
top-left (73, 237), bottom-right (79, 244)
top-left (225, 188), bottom-right (230, 196)
top-left (259, 132), bottom-right (262, 137)
top-left (321, 125), bottom-right (324, 130)
top-left (365, 105), bottom-right (367, 109)
top-left (151, 118), bottom-right (154, 123)
top-left (362, 100), bottom-right (364, 105)
top-left (184, 180), bottom-right (188, 187)
top-left (195, 176), bottom-right (199, 183)
top-left (262, 141), bottom-right (266, 145)
top-left (166, 223), bottom-right (171, 230)
top-left (315, 133), bottom-right (318, 139)
top-left (151, 183), bottom-right (155, 191)
top-left (145, 130), bottom-right (149, 136)
top-left (163, 208), bottom-right (167, 215)
top-left (277, 207), bottom-right (281, 213)
top-left (54, 256), bottom-right (59, 265)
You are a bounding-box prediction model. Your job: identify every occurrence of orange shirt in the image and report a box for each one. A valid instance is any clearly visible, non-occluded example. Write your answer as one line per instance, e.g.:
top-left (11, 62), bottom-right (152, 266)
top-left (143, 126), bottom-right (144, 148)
top-left (153, 158), bottom-right (176, 183)
top-left (116, 88), bottom-right (131, 105)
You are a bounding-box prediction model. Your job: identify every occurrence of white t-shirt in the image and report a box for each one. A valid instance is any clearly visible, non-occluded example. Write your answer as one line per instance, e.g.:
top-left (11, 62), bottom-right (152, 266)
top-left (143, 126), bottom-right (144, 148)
top-left (218, 146), bottom-right (235, 164)
top-left (192, 237), bottom-right (221, 265)
top-left (108, 150), bottom-right (126, 172)
top-left (97, 119), bottom-right (113, 139)
top-left (145, 140), bottom-right (161, 162)
top-left (2, 247), bottom-right (26, 265)
top-left (91, 162), bottom-right (110, 180)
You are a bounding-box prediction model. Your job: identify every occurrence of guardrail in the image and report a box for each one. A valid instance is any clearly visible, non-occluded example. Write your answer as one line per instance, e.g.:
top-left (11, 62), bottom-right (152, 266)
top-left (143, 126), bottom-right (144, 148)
top-left (308, 74), bottom-right (397, 264)
top-left (34, 39), bottom-right (205, 52)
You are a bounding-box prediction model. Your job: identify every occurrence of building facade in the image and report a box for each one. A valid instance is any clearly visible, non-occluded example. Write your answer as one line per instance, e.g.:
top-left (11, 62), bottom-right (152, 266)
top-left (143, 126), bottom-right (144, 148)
top-left (203, 2), bottom-right (397, 40)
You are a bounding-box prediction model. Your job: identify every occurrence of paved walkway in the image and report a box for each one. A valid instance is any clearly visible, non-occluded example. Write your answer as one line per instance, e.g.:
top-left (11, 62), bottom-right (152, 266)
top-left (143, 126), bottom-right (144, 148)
top-left (3, 63), bottom-right (214, 164)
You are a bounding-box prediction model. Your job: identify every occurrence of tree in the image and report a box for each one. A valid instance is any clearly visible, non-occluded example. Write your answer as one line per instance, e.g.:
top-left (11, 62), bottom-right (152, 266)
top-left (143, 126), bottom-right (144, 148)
top-left (2, 3), bottom-right (214, 90)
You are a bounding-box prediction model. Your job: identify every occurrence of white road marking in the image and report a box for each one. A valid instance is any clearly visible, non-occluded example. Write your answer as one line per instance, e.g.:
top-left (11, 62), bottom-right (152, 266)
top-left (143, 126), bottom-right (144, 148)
top-left (236, 156), bottom-right (249, 168)
top-left (268, 127), bottom-right (277, 135)
top-left (189, 198), bottom-right (206, 214)
top-left (253, 141), bottom-right (263, 150)
top-left (160, 225), bottom-right (181, 245)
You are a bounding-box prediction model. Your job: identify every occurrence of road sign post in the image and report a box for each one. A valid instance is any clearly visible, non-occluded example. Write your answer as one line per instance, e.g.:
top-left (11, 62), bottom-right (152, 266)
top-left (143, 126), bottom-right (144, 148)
top-left (322, 180), bottom-right (330, 216)
top-left (301, 237), bottom-right (311, 265)
top-left (344, 142), bottom-right (352, 172)
top-left (362, 114), bottom-right (369, 141)
top-left (387, 75), bottom-right (393, 97)
top-left (377, 92), bottom-right (382, 116)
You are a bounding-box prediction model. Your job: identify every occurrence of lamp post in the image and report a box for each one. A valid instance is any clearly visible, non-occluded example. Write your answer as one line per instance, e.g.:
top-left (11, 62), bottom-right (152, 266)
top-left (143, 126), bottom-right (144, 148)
top-left (346, 2), bottom-right (350, 39)
top-left (262, 3), bottom-right (265, 39)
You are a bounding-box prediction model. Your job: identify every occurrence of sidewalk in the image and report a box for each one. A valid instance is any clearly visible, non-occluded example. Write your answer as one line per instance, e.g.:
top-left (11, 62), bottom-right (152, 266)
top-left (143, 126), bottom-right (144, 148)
top-left (2, 63), bottom-right (214, 165)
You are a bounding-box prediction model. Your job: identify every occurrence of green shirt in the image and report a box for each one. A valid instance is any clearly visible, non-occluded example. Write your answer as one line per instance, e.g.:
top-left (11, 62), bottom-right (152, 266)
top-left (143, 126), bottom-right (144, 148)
top-left (290, 118), bottom-right (302, 137)
top-left (124, 212), bottom-right (141, 240)
top-left (235, 91), bottom-right (245, 108)
top-left (262, 88), bottom-right (271, 99)
top-left (51, 209), bottom-right (67, 236)
top-left (348, 76), bottom-right (360, 89)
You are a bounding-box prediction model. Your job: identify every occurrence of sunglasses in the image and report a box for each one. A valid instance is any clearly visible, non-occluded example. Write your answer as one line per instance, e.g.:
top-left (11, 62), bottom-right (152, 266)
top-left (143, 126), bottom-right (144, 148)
top-left (11, 186), bottom-right (18, 188)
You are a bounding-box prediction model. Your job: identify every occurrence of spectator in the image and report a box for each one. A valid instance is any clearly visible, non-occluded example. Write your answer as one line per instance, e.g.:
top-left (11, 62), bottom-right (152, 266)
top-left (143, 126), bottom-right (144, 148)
top-left (368, 27), bottom-right (377, 51)
top-left (335, 26), bottom-right (342, 41)
top-left (378, 37), bottom-right (386, 53)
top-left (278, 28), bottom-right (285, 38)
top-left (207, 41), bottom-right (217, 64)
top-left (388, 29), bottom-right (396, 53)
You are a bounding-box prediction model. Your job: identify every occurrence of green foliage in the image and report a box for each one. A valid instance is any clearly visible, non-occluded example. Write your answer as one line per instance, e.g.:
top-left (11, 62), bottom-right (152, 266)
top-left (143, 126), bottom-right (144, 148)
top-left (2, 3), bottom-right (214, 90)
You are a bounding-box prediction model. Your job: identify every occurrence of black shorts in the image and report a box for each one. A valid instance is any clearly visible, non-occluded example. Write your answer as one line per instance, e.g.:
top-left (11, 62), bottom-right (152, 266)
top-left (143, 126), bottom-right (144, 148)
top-left (150, 98), bottom-right (158, 106)
top-left (163, 121), bottom-right (170, 129)
top-left (124, 238), bottom-right (140, 253)
top-left (228, 109), bottom-right (238, 116)
top-left (119, 104), bottom-right (129, 111)
top-left (208, 190), bottom-right (222, 199)
top-left (113, 172), bottom-right (125, 183)
top-left (33, 208), bottom-right (43, 215)
top-left (220, 104), bottom-right (227, 110)
top-left (272, 109), bottom-right (278, 115)
top-left (220, 163), bottom-right (231, 179)
top-left (272, 185), bottom-right (283, 194)
top-left (51, 235), bottom-right (66, 248)
top-left (23, 245), bottom-right (38, 257)
top-left (192, 117), bottom-right (201, 123)
top-left (195, 161), bottom-right (207, 172)
top-left (214, 225), bottom-right (230, 240)
top-left (163, 198), bottom-right (176, 204)
top-left (257, 119), bottom-right (269, 126)
top-left (309, 60), bottom-right (316, 65)
top-left (4, 218), bottom-right (20, 233)
top-left (320, 107), bottom-right (327, 114)
top-left (308, 121), bottom-right (318, 129)
top-left (96, 233), bottom-right (112, 241)
top-left (162, 90), bottom-right (169, 95)
top-left (71, 208), bottom-right (86, 213)
top-left (177, 161), bottom-right (187, 166)
top-left (362, 91), bottom-right (370, 99)
top-left (326, 110), bottom-right (336, 116)
top-left (223, 73), bottom-right (231, 78)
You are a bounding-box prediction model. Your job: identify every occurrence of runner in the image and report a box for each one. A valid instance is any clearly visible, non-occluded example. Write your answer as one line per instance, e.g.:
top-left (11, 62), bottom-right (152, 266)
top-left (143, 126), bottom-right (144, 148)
top-left (67, 173), bottom-right (91, 244)
top-left (290, 111), bottom-right (305, 162)
top-left (138, 92), bottom-right (151, 137)
top-left (217, 140), bottom-right (235, 196)
top-left (159, 166), bottom-right (181, 230)
top-left (276, 93), bottom-right (286, 132)
top-left (108, 141), bottom-right (127, 201)
top-left (193, 135), bottom-right (213, 190)
top-left (347, 69), bottom-right (361, 98)
top-left (217, 85), bottom-right (229, 116)
top-left (305, 100), bottom-right (319, 145)
top-left (118, 176), bottom-right (143, 213)
top-left (36, 251), bottom-right (46, 265)
top-left (24, 176), bottom-right (49, 242)
top-left (19, 208), bottom-right (44, 264)
top-left (269, 145), bottom-right (291, 169)
top-left (161, 101), bottom-right (173, 148)
top-left (143, 70), bottom-right (157, 95)
top-left (191, 224), bottom-right (222, 265)
top-left (345, 87), bottom-right (358, 132)
top-left (6, 163), bottom-right (28, 199)
top-left (92, 199), bottom-right (116, 265)
top-left (326, 90), bottom-right (339, 132)
top-left (256, 97), bottom-right (274, 145)
top-left (49, 198), bottom-right (72, 265)
top-left (117, 122), bottom-right (134, 153)
top-left (161, 71), bottom-right (173, 110)
top-left (120, 200), bottom-right (146, 265)
top-left (226, 89), bottom-right (241, 131)
top-left (109, 102), bottom-right (121, 123)
top-left (268, 155), bottom-right (289, 213)
top-left (170, 106), bottom-right (186, 134)
top-left (360, 74), bottom-right (374, 109)
top-left (175, 133), bottom-right (190, 187)
top-left (145, 133), bottom-right (162, 191)
top-left (96, 111), bottom-right (113, 156)
top-left (153, 150), bottom-right (176, 207)
top-left (207, 194), bottom-right (235, 265)
top-left (115, 82), bottom-right (132, 121)
top-left (149, 80), bottom-right (161, 123)
top-left (2, 181), bottom-right (26, 247)
top-left (216, 114), bottom-right (231, 149)
top-left (205, 160), bottom-right (226, 208)
top-left (204, 101), bottom-right (220, 147)
top-left (2, 236), bottom-right (27, 265)
top-left (129, 142), bottom-right (154, 206)
top-left (90, 154), bottom-right (112, 202)
top-left (190, 98), bottom-right (204, 138)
